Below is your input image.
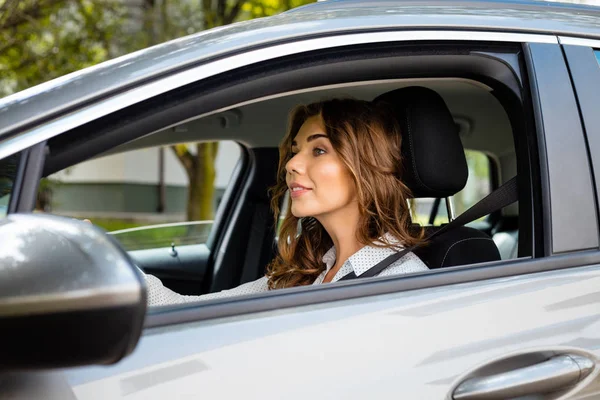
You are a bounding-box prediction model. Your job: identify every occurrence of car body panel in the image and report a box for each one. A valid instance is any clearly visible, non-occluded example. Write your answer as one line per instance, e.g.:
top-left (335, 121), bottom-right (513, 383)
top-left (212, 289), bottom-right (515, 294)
top-left (525, 42), bottom-right (599, 253)
top-left (59, 264), bottom-right (600, 399)
top-left (561, 40), bottom-right (600, 236)
top-left (1, 0), bottom-right (600, 138)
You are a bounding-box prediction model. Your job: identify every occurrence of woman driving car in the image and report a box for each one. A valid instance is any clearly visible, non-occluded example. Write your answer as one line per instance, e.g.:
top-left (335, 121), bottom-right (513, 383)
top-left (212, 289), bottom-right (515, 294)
top-left (142, 98), bottom-right (429, 306)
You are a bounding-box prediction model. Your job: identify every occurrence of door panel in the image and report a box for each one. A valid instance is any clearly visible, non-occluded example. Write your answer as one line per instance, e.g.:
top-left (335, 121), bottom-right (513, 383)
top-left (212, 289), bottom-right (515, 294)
top-left (63, 263), bottom-right (600, 399)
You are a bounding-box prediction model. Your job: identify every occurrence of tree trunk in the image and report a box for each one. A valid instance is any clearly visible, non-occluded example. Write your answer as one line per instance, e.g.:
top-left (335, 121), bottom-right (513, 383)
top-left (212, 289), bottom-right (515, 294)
top-left (184, 142), bottom-right (218, 221)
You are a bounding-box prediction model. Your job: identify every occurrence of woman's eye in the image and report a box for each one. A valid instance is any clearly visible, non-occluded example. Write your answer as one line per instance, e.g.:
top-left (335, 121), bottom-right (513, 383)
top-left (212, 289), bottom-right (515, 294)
top-left (313, 148), bottom-right (326, 156)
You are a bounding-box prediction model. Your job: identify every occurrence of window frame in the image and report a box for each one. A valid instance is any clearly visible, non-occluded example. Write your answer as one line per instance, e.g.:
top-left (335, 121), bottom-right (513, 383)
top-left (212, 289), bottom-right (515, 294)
top-left (32, 38), bottom-right (540, 267)
top-left (5, 143), bottom-right (46, 215)
top-left (524, 42), bottom-right (599, 255)
top-left (1, 152), bottom-right (25, 217)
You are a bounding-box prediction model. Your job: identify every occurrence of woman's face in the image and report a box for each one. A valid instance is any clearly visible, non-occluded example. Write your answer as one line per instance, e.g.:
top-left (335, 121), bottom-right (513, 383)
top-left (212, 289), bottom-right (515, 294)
top-left (285, 115), bottom-right (357, 219)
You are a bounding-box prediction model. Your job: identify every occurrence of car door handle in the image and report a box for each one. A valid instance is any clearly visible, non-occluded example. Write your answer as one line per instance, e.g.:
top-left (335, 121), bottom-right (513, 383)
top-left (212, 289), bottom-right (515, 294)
top-left (453, 354), bottom-right (595, 400)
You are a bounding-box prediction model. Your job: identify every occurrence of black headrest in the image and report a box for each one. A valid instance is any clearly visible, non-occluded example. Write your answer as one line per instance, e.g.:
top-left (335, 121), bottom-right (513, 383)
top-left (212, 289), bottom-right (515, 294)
top-left (374, 87), bottom-right (468, 198)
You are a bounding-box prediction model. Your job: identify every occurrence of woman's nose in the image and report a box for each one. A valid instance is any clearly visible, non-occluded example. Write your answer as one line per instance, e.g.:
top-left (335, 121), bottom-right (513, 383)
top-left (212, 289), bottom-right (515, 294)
top-left (286, 153), bottom-right (304, 175)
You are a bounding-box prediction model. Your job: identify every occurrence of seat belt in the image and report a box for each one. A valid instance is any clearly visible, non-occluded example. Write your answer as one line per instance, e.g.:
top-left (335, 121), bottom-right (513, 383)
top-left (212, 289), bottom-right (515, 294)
top-left (338, 176), bottom-right (519, 281)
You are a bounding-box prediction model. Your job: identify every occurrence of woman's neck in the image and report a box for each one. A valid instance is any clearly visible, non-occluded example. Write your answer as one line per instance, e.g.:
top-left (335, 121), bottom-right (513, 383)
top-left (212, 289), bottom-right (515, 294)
top-left (316, 204), bottom-right (362, 272)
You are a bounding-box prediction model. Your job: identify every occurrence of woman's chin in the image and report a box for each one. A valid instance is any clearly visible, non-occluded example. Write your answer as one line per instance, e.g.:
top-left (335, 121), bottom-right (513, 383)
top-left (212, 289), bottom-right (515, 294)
top-left (291, 210), bottom-right (308, 218)
top-left (290, 206), bottom-right (313, 219)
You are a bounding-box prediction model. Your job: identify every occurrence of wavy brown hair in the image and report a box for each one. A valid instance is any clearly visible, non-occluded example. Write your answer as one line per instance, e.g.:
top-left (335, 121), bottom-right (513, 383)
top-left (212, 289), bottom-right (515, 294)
top-left (266, 98), bottom-right (424, 289)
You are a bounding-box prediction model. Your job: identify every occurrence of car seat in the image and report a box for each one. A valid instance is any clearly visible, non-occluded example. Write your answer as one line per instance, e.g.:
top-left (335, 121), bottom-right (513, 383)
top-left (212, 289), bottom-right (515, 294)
top-left (374, 86), bottom-right (502, 268)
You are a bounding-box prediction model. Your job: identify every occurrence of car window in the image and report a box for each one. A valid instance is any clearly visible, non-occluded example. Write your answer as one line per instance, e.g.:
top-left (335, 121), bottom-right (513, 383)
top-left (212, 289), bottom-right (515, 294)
top-left (0, 153), bottom-right (21, 218)
top-left (595, 50), bottom-right (600, 66)
top-left (40, 141), bottom-right (240, 250)
top-left (411, 150), bottom-right (493, 226)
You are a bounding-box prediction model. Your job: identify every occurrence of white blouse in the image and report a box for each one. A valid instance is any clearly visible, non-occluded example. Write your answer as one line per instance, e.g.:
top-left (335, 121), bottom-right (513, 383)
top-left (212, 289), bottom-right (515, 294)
top-left (145, 237), bottom-right (428, 307)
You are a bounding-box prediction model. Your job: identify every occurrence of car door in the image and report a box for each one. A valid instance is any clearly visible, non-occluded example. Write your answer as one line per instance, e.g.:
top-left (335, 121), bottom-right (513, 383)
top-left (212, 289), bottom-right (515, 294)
top-left (2, 30), bottom-right (600, 400)
top-left (40, 37), bottom-right (598, 400)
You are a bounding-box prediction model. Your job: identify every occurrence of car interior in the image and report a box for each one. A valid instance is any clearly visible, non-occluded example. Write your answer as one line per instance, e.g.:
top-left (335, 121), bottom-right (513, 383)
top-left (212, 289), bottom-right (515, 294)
top-left (39, 42), bottom-right (537, 301)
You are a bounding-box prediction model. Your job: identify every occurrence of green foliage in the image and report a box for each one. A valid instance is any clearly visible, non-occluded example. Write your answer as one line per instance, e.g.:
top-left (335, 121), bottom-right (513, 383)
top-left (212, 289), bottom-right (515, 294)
top-left (90, 217), bottom-right (140, 232)
top-left (241, 0), bottom-right (314, 18)
top-left (465, 149), bottom-right (490, 180)
top-left (0, 0), bottom-right (126, 96)
top-left (0, 0), bottom-right (316, 96)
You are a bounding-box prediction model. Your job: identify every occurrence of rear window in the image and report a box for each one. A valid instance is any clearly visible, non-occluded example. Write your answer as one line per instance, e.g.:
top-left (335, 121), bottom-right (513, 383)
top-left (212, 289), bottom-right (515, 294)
top-left (411, 149), bottom-right (493, 226)
top-left (596, 50), bottom-right (600, 67)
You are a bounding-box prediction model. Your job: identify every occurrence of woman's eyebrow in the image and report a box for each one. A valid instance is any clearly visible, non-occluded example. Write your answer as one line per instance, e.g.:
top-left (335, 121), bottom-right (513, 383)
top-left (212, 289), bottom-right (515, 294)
top-left (291, 133), bottom-right (328, 147)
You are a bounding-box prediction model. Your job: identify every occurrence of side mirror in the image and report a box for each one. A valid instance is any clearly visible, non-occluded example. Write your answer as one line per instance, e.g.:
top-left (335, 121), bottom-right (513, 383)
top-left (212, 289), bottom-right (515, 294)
top-left (0, 214), bottom-right (146, 370)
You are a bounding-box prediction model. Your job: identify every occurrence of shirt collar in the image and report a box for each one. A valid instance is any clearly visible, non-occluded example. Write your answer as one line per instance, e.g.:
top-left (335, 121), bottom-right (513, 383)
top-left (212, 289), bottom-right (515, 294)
top-left (321, 233), bottom-right (404, 277)
top-left (322, 247), bottom-right (337, 272)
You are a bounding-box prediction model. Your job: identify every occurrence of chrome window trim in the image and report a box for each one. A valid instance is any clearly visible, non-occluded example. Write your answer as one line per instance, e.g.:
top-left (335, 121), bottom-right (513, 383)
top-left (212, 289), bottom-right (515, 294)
top-left (559, 36), bottom-right (600, 48)
top-left (0, 30), bottom-right (557, 160)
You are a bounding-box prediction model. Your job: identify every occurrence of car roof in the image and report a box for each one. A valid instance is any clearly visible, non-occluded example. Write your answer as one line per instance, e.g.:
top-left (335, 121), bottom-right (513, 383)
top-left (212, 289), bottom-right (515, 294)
top-left (292, 0), bottom-right (599, 14)
top-left (1, 0), bottom-right (600, 139)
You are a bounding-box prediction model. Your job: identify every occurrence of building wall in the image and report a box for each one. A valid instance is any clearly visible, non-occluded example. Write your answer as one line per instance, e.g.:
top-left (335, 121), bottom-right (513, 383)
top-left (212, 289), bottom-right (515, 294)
top-left (50, 183), bottom-right (188, 213)
top-left (47, 141), bottom-right (240, 218)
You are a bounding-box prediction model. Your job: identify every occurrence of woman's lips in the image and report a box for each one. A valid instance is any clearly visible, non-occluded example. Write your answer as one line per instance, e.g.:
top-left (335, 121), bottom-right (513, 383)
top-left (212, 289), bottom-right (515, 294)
top-left (290, 188), bottom-right (312, 198)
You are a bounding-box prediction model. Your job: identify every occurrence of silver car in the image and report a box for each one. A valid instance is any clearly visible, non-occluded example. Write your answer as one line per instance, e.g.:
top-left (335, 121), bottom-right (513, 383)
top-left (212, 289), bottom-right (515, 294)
top-left (2, 0), bottom-right (600, 399)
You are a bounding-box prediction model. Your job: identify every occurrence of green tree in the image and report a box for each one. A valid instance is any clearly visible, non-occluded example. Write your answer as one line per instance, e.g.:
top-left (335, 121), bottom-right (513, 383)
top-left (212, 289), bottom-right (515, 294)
top-left (0, 0), bottom-right (315, 221)
top-left (0, 0), bottom-right (125, 95)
